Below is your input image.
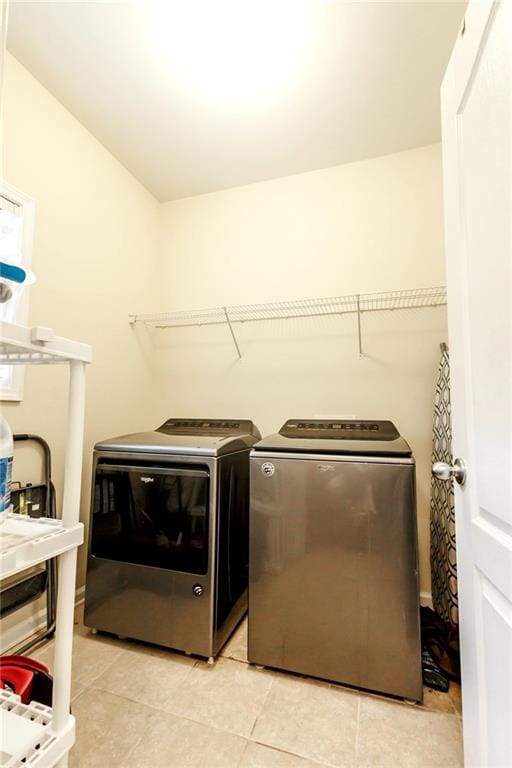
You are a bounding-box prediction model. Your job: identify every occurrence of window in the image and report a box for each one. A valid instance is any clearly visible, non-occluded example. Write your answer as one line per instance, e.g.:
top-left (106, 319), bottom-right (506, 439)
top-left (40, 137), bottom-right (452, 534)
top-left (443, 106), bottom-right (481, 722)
top-left (0, 182), bottom-right (35, 401)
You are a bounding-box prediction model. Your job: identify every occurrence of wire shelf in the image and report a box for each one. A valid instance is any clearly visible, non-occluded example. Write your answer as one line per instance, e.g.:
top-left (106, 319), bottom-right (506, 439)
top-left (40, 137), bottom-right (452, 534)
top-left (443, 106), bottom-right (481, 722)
top-left (130, 286), bottom-right (446, 327)
top-left (129, 285), bottom-right (447, 357)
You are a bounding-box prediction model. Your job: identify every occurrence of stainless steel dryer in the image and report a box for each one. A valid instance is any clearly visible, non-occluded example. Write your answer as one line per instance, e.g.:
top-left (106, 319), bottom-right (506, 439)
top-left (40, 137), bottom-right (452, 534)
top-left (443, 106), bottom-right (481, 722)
top-left (248, 419), bottom-right (422, 701)
top-left (84, 418), bottom-right (260, 659)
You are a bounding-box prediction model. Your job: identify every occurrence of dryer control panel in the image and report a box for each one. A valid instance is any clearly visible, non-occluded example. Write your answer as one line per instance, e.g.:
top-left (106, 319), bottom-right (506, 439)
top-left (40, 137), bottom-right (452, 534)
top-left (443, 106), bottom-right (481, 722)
top-left (157, 418), bottom-right (259, 438)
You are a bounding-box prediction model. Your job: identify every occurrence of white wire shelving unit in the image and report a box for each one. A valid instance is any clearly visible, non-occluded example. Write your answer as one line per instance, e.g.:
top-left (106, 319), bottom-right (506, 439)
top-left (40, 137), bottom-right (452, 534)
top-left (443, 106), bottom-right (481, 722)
top-left (129, 285), bottom-right (447, 357)
top-left (0, 321), bottom-right (92, 768)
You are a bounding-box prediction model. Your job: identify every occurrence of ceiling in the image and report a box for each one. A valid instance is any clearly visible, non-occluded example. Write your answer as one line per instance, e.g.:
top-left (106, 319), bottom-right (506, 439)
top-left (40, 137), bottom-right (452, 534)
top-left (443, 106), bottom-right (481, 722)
top-left (7, 1), bottom-right (465, 202)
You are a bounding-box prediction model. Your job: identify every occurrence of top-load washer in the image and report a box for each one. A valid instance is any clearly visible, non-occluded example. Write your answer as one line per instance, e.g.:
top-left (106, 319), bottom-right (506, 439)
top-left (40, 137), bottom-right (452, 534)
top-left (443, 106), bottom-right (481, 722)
top-left (84, 418), bottom-right (260, 659)
top-left (248, 419), bottom-right (422, 701)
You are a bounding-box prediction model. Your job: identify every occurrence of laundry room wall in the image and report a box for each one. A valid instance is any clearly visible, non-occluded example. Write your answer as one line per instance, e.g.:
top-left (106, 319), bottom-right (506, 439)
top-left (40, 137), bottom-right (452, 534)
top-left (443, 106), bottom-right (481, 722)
top-left (0, 51), bottom-right (446, 609)
top-left (1, 53), bottom-right (161, 617)
top-left (154, 143), bottom-right (447, 596)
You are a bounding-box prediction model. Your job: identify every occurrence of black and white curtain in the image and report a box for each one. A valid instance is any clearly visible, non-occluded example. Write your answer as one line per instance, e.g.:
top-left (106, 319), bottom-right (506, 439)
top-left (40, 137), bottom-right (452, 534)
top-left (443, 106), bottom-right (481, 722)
top-left (430, 344), bottom-right (458, 626)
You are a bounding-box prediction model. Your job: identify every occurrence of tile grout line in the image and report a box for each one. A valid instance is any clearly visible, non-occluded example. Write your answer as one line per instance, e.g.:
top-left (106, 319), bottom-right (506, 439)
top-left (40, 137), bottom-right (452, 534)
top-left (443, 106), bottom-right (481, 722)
top-left (87, 681), bottom-right (257, 741)
top-left (245, 677), bottom-right (352, 768)
top-left (83, 644), bottom-right (126, 686)
top-left (38, 634), bottom-right (126, 700)
top-left (354, 696), bottom-right (361, 768)
top-left (73, 626), bottom-right (464, 766)
top-left (114, 732), bottom-right (144, 766)
top-left (80, 629), bottom-right (461, 718)
top-left (249, 739), bottom-right (335, 768)
top-left (325, 680), bottom-right (462, 719)
top-left (69, 632), bottom-right (464, 768)
top-left (235, 738), bottom-right (252, 768)
top-left (248, 671), bottom-right (275, 741)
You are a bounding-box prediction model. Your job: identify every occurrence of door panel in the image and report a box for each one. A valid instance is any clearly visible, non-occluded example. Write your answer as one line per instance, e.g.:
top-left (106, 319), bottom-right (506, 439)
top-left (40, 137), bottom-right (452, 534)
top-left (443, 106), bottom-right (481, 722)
top-left (441, 2), bottom-right (512, 763)
top-left (479, 577), bottom-right (512, 768)
top-left (460, 1), bottom-right (511, 532)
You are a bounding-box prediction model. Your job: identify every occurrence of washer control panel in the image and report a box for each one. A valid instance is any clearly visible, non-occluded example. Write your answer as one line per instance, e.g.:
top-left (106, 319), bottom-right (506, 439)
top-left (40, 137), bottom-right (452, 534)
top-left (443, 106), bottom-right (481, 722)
top-left (279, 420), bottom-right (400, 441)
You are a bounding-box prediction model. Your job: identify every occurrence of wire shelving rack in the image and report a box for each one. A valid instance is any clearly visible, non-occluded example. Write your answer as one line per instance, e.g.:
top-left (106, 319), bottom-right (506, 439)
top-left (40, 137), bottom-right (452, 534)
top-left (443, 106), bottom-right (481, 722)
top-left (129, 285), bottom-right (447, 357)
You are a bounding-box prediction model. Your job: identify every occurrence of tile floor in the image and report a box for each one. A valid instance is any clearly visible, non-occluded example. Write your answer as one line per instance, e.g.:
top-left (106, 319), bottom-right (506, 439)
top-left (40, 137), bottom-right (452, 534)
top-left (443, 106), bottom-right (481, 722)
top-left (34, 607), bottom-right (463, 768)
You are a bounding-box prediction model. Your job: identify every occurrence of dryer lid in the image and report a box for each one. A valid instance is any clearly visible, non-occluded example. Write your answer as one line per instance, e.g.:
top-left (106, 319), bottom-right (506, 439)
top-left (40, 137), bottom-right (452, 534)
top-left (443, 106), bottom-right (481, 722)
top-left (94, 418), bottom-right (261, 457)
top-left (253, 419), bottom-right (412, 457)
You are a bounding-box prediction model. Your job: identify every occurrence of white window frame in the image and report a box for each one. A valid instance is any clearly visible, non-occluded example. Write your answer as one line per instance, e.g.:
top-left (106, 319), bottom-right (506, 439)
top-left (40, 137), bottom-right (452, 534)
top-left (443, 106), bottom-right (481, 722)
top-left (1, 180), bottom-right (35, 401)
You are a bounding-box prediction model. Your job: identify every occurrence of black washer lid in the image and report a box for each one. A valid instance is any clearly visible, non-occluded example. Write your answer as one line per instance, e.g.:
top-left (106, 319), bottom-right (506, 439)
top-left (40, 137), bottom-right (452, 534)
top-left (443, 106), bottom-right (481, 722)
top-left (253, 419), bottom-right (412, 457)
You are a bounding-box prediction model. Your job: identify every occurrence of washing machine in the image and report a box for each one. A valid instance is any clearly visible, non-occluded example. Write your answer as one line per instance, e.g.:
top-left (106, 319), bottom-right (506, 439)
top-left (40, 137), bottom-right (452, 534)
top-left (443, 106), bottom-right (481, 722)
top-left (248, 419), bottom-right (422, 701)
top-left (84, 418), bottom-right (260, 659)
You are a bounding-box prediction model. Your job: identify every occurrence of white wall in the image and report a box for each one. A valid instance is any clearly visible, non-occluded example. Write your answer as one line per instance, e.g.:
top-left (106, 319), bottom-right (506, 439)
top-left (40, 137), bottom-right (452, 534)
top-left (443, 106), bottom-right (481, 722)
top-left (1, 53), bottom-right (161, 590)
top-left (155, 144), bottom-right (447, 593)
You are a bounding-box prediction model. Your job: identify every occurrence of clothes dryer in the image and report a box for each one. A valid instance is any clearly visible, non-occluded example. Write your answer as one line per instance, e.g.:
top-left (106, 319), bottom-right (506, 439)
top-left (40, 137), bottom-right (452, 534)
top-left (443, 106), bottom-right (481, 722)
top-left (84, 418), bottom-right (260, 659)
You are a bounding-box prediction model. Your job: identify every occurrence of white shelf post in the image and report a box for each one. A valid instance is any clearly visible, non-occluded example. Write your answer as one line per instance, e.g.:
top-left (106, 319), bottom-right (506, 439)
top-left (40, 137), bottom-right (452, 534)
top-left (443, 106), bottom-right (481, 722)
top-left (51, 360), bottom-right (86, 767)
top-left (60, 360), bottom-right (87, 529)
top-left (52, 550), bottom-right (77, 768)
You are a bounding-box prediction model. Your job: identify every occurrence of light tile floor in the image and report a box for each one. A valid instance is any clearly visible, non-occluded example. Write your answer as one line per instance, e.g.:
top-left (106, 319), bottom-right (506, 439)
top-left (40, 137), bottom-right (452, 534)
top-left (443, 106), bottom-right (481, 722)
top-left (33, 607), bottom-right (463, 768)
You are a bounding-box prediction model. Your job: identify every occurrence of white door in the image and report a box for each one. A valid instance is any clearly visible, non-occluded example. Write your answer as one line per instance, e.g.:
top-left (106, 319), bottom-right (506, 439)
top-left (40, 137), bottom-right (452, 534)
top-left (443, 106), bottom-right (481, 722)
top-left (440, 1), bottom-right (511, 766)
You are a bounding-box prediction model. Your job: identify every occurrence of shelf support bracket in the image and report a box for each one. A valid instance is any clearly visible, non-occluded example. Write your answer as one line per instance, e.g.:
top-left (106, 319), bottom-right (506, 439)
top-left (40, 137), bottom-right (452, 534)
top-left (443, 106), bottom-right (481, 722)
top-left (356, 294), bottom-right (363, 357)
top-left (223, 306), bottom-right (242, 359)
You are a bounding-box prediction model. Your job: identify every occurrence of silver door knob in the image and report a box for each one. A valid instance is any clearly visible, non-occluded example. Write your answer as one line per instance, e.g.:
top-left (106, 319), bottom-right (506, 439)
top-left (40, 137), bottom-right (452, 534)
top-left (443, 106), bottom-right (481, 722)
top-left (432, 458), bottom-right (467, 486)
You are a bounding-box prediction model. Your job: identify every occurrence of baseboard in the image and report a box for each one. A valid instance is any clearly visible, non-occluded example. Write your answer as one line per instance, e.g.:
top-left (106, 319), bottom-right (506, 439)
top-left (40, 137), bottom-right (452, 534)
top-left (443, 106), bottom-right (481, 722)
top-left (420, 591), bottom-right (433, 609)
top-left (1, 586), bottom-right (85, 653)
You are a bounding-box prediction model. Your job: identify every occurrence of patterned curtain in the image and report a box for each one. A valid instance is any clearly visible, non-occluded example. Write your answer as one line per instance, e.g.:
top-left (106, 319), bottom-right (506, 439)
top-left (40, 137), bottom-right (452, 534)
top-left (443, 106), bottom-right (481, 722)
top-left (430, 344), bottom-right (458, 626)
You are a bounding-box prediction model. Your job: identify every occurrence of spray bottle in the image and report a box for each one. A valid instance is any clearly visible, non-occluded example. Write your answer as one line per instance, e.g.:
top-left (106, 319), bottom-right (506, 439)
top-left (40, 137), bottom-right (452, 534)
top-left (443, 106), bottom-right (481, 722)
top-left (0, 415), bottom-right (13, 523)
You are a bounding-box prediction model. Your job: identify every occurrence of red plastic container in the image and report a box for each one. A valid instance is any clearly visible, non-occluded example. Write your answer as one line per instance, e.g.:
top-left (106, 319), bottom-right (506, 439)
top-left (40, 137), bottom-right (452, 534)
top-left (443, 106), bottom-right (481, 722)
top-left (0, 655), bottom-right (53, 705)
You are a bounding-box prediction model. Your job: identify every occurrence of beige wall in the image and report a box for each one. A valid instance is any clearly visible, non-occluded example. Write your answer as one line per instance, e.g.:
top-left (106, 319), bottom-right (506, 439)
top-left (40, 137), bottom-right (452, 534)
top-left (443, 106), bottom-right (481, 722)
top-left (156, 144), bottom-right (447, 594)
top-left (1, 53), bottom-right (161, 589)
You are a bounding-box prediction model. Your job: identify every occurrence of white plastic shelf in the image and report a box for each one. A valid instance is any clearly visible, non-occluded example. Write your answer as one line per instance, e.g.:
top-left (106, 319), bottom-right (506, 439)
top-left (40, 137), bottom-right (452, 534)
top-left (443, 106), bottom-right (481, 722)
top-left (0, 514), bottom-right (83, 581)
top-left (0, 322), bottom-right (92, 365)
top-left (0, 320), bottom-right (89, 768)
top-left (0, 690), bottom-right (75, 768)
